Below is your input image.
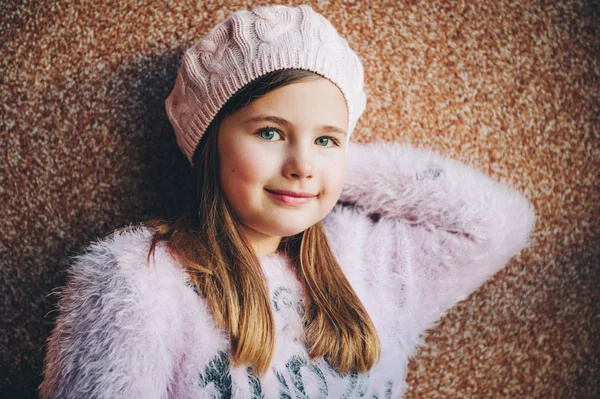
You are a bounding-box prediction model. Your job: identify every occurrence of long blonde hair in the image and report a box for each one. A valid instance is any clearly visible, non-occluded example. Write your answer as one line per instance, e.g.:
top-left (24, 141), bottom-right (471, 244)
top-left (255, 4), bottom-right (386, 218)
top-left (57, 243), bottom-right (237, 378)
top-left (139, 69), bottom-right (381, 375)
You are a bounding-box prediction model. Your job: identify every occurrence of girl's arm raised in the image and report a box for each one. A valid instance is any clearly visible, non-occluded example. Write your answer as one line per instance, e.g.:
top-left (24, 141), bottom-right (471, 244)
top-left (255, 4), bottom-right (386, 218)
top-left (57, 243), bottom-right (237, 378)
top-left (325, 141), bottom-right (536, 334)
top-left (341, 141), bottom-right (536, 246)
top-left (39, 232), bottom-right (176, 398)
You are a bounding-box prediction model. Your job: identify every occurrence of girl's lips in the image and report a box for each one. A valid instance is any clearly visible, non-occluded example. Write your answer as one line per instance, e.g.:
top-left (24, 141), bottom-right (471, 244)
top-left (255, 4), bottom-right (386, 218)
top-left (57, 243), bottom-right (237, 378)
top-left (265, 189), bottom-right (316, 206)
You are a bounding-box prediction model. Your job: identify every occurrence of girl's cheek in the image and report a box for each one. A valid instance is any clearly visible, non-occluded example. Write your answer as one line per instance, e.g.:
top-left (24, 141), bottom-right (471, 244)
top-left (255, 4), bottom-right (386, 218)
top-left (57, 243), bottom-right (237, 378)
top-left (323, 159), bottom-right (345, 187)
top-left (237, 157), bottom-right (266, 183)
top-left (224, 142), bottom-right (259, 172)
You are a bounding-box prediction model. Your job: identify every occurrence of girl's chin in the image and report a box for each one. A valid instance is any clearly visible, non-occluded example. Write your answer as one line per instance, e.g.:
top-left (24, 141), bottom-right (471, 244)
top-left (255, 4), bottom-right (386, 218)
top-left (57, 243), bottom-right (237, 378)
top-left (266, 222), bottom-right (316, 237)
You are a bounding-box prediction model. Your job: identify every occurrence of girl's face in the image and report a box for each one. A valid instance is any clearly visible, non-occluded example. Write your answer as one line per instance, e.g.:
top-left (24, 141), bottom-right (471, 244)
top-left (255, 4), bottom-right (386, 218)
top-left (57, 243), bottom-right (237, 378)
top-left (217, 77), bottom-right (349, 256)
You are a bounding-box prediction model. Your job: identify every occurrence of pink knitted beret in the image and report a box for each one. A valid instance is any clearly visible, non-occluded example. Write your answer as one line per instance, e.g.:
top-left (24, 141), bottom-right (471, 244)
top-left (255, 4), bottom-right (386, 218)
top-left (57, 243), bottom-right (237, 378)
top-left (165, 4), bottom-right (367, 165)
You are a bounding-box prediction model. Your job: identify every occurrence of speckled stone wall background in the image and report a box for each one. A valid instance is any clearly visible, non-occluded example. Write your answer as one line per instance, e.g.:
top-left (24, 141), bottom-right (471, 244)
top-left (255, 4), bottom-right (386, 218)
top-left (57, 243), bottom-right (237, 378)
top-left (1, 0), bottom-right (598, 397)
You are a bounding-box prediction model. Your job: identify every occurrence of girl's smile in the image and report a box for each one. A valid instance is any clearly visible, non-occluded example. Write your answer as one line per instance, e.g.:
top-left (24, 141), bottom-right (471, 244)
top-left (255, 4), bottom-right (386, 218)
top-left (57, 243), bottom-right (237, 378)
top-left (264, 188), bottom-right (318, 206)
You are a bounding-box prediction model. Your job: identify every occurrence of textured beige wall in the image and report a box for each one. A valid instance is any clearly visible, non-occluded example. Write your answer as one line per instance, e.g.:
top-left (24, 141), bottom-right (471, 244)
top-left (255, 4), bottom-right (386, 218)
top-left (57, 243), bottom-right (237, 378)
top-left (1, 0), bottom-right (598, 397)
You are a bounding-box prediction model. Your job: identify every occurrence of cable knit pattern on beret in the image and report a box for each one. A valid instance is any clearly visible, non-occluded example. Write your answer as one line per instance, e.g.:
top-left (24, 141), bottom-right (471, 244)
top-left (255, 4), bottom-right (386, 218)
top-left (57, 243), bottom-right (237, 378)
top-left (165, 4), bottom-right (367, 165)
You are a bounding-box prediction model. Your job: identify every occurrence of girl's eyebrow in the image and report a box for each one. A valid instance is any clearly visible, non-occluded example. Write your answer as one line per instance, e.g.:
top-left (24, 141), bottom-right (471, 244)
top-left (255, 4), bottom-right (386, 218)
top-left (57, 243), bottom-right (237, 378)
top-left (243, 114), bottom-right (347, 136)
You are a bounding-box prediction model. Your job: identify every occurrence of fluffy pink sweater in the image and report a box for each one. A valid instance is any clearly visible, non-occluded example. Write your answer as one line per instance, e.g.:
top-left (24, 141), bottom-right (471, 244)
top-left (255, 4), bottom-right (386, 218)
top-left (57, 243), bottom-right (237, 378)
top-left (39, 142), bottom-right (536, 398)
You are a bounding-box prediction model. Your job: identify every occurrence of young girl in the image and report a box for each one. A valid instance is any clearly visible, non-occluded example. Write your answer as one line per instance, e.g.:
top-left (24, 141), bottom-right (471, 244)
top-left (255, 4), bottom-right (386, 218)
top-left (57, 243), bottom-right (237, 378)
top-left (39, 4), bottom-right (536, 398)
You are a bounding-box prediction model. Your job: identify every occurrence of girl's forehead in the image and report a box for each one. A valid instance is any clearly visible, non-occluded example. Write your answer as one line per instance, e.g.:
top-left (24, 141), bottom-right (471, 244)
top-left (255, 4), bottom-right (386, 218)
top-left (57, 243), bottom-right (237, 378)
top-left (232, 81), bottom-right (348, 129)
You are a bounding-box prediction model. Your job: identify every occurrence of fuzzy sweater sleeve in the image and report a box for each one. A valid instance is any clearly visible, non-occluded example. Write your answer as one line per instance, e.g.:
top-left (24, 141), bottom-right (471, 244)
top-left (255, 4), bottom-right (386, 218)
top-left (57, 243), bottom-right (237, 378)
top-left (326, 141), bottom-right (536, 334)
top-left (38, 230), bottom-right (177, 399)
top-left (341, 141), bottom-right (536, 252)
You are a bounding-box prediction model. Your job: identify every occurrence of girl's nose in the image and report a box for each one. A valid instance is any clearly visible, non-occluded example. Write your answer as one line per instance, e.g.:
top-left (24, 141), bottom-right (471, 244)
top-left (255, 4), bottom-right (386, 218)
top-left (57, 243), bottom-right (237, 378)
top-left (283, 148), bottom-right (314, 180)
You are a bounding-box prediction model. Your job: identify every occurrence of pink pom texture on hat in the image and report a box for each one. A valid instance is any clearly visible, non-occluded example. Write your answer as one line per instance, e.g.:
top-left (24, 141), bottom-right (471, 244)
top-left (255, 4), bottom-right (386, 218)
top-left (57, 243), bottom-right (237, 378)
top-left (165, 4), bottom-right (367, 165)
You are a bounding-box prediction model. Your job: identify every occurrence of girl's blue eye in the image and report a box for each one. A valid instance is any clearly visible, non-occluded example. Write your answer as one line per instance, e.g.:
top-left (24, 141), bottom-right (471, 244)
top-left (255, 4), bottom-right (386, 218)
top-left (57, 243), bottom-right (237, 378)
top-left (258, 127), bottom-right (337, 147)
top-left (258, 127), bottom-right (281, 141)
top-left (316, 137), bottom-right (337, 147)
